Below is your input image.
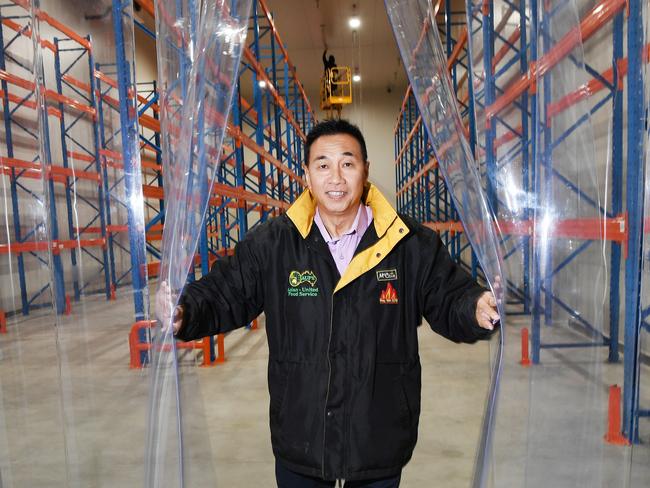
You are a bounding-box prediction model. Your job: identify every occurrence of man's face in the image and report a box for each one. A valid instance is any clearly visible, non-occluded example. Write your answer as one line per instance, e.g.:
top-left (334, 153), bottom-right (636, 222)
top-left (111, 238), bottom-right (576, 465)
top-left (304, 133), bottom-right (369, 221)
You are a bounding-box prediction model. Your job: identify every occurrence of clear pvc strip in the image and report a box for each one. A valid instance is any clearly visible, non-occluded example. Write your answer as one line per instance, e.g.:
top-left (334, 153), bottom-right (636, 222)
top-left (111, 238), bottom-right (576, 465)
top-left (462, 0), bottom-right (635, 485)
top-left (527, 2), bottom-right (613, 484)
top-left (384, 2), bottom-right (507, 487)
top-left (631, 0), bottom-right (650, 483)
top-left (148, 0), bottom-right (251, 486)
top-left (1, 0), bottom-right (151, 485)
top-left (386, 0), bottom-right (648, 485)
top-left (0, 1), bottom-right (68, 485)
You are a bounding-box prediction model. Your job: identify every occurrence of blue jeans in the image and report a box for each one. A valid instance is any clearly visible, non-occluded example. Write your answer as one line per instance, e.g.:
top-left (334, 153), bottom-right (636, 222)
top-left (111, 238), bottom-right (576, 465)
top-left (275, 460), bottom-right (401, 488)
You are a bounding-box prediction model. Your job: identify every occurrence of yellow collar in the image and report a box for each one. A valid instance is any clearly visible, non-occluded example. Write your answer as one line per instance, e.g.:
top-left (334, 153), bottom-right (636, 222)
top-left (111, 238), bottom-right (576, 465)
top-left (286, 183), bottom-right (399, 239)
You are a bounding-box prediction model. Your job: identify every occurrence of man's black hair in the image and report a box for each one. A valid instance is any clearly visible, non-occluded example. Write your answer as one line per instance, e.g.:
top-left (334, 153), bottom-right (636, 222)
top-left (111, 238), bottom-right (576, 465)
top-left (305, 119), bottom-right (368, 165)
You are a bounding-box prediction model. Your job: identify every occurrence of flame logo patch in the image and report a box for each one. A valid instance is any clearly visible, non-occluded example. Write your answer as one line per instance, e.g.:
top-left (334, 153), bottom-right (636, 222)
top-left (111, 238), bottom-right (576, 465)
top-left (379, 282), bottom-right (399, 305)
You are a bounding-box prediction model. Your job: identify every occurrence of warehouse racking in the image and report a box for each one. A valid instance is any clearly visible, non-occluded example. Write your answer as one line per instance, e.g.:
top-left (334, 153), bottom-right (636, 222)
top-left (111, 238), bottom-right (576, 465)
top-left (1, 0), bottom-right (314, 365)
top-left (393, 0), bottom-right (648, 444)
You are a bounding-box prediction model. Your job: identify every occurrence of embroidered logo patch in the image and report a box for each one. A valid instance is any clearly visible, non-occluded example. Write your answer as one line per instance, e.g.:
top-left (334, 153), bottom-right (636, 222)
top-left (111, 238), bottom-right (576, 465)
top-left (376, 269), bottom-right (398, 281)
top-left (288, 270), bottom-right (319, 297)
top-left (379, 282), bottom-right (399, 305)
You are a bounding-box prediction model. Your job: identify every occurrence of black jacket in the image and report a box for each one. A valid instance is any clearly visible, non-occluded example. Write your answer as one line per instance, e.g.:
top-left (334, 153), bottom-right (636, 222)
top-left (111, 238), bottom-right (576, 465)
top-left (177, 184), bottom-right (492, 481)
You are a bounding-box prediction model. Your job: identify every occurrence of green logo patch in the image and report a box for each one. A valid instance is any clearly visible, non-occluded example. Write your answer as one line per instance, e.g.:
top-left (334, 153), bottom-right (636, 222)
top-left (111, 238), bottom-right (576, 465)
top-left (288, 270), bottom-right (319, 297)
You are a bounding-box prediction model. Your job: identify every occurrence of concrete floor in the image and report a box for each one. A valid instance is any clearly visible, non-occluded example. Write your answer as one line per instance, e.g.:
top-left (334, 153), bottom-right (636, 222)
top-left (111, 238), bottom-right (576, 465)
top-left (0, 291), bottom-right (648, 487)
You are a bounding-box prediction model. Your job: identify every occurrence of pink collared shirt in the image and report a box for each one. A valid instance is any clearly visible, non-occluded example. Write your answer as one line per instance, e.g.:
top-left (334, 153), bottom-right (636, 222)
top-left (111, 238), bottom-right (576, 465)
top-left (313, 204), bottom-right (374, 276)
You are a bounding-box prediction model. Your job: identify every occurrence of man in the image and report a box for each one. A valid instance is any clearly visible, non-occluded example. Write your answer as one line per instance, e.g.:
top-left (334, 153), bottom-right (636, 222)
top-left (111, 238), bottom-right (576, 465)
top-left (159, 119), bottom-right (499, 487)
top-left (322, 49), bottom-right (339, 96)
top-left (322, 49), bottom-right (337, 74)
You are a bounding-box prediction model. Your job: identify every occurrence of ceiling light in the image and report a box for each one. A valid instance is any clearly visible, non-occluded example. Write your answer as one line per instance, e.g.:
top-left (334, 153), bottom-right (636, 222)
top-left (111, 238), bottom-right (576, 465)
top-left (348, 16), bottom-right (361, 29)
top-left (352, 74), bottom-right (361, 83)
top-left (258, 80), bottom-right (267, 88)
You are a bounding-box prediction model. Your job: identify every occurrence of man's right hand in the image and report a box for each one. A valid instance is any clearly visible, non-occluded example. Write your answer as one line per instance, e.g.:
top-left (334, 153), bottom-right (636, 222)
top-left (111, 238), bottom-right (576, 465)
top-left (155, 281), bottom-right (184, 335)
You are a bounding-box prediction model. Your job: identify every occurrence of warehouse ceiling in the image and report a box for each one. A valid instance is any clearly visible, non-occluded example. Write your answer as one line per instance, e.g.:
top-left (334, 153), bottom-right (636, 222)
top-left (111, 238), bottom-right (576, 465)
top-left (133, 0), bottom-right (413, 107)
top-left (264, 0), bottom-right (409, 100)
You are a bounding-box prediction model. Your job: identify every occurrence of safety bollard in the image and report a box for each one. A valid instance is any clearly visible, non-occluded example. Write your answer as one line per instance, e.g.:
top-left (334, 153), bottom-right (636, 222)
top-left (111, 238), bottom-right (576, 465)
top-left (604, 385), bottom-right (630, 445)
top-left (215, 333), bottom-right (226, 364)
top-left (64, 295), bottom-right (72, 315)
top-left (520, 327), bottom-right (531, 366)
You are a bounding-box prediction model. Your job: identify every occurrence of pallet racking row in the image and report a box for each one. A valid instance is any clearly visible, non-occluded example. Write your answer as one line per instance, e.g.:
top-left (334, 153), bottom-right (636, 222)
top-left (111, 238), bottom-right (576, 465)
top-left (394, 0), bottom-right (474, 269)
top-left (1, 0), bottom-right (314, 363)
top-left (393, 0), bottom-right (649, 445)
top-left (0, 1), bottom-right (314, 319)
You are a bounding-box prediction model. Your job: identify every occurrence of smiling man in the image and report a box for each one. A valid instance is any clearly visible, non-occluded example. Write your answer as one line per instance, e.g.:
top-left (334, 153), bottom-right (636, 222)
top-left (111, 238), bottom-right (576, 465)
top-left (159, 119), bottom-right (499, 488)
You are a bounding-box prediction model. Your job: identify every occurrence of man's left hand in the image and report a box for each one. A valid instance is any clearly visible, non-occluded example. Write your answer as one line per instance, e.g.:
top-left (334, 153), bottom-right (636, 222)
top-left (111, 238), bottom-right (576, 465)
top-left (475, 292), bottom-right (500, 331)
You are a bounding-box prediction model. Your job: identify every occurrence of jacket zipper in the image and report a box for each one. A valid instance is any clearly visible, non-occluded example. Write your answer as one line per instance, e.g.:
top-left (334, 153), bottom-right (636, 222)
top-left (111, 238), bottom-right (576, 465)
top-left (322, 293), bottom-right (335, 479)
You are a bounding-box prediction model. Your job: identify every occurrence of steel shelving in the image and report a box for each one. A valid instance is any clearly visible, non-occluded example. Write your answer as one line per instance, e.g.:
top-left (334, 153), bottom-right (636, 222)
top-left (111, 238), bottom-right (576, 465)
top-left (393, 0), bottom-right (648, 443)
top-left (1, 0), bottom-right (314, 364)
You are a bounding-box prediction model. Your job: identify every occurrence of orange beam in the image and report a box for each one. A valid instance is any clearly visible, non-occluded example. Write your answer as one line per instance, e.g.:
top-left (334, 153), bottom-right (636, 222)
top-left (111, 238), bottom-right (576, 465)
top-left (1, 16), bottom-right (56, 51)
top-left (242, 47), bottom-right (306, 142)
top-left (67, 151), bottom-right (95, 163)
top-left (486, 0), bottom-right (626, 121)
top-left (492, 27), bottom-right (520, 72)
top-left (64, 72), bottom-right (154, 131)
top-left (256, 0), bottom-right (315, 118)
top-left (493, 124), bottom-right (522, 149)
top-left (0, 70), bottom-right (95, 117)
top-left (8, 0), bottom-right (91, 50)
top-left (424, 221), bottom-right (465, 233)
top-left (447, 27), bottom-right (468, 72)
top-left (396, 157), bottom-right (439, 196)
top-left (421, 215), bottom-right (629, 244)
top-left (497, 215), bottom-right (628, 255)
top-left (210, 182), bottom-right (290, 210)
top-left (0, 89), bottom-right (62, 118)
top-left (228, 125), bottom-right (304, 185)
top-left (1, 156), bottom-right (101, 182)
top-left (107, 225), bottom-right (129, 234)
top-left (547, 43), bottom-right (650, 122)
top-left (35, 10), bottom-right (91, 50)
top-left (0, 69), bottom-right (33, 91)
top-left (394, 117), bottom-right (423, 164)
top-left (394, 86), bottom-right (414, 135)
top-left (136, 0), bottom-right (155, 17)
top-left (141, 180), bottom-right (290, 212)
top-left (411, 0), bottom-right (442, 63)
top-left (0, 238), bottom-right (105, 255)
top-left (94, 70), bottom-right (119, 90)
top-left (239, 95), bottom-right (300, 164)
top-left (44, 88), bottom-right (95, 117)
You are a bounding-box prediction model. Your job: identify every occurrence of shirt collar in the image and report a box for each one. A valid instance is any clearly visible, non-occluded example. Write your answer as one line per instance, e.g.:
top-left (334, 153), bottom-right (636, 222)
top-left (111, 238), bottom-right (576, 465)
top-left (314, 204), bottom-right (369, 244)
top-left (287, 183), bottom-right (396, 239)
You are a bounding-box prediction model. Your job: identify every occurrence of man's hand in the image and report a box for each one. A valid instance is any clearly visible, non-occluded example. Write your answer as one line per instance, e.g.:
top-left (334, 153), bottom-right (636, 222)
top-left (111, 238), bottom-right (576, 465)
top-left (155, 281), bottom-right (184, 335)
top-left (475, 291), bottom-right (500, 331)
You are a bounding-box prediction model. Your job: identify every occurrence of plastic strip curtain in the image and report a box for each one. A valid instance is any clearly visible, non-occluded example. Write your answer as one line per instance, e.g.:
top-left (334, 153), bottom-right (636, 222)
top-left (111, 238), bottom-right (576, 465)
top-left (632, 0), bottom-right (650, 481)
top-left (384, 1), bottom-right (507, 486)
top-left (1, 0), bottom-right (151, 485)
top-left (147, 0), bottom-right (251, 486)
top-left (463, 0), bottom-right (628, 486)
top-left (0, 1), bottom-right (67, 485)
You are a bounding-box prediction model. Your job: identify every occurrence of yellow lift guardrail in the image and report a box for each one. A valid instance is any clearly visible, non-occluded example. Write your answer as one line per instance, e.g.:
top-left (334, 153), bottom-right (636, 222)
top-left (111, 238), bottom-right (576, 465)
top-left (320, 66), bottom-right (352, 118)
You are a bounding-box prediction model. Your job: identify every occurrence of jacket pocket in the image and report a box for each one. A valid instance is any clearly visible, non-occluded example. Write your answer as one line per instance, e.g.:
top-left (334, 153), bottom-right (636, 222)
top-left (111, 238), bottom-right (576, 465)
top-left (269, 360), bottom-right (292, 425)
top-left (398, 380), bottom-right (412, 429)
top-left (348, 363), bottom-right (417, 472)
top-left (270, 362), bottom-right (324, 469)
